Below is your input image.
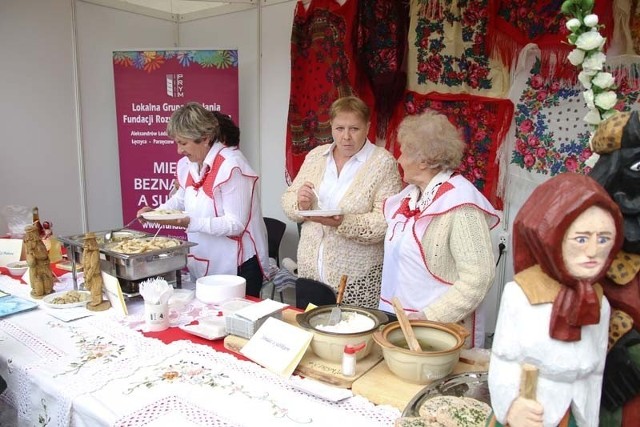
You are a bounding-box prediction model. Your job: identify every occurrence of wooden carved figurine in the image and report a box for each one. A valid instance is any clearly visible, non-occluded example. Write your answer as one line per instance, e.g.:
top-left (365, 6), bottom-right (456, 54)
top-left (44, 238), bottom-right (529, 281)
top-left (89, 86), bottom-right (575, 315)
top-left (82, 233), bottom-right (111, 312)
top-left (23, 224), bottom-right (56, 298)
top-left (488, 174), bottom-right (624, 427)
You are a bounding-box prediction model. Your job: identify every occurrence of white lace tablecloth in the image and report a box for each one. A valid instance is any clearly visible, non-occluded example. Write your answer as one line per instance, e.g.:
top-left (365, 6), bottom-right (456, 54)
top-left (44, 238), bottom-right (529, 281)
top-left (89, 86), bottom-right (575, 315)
top-left (0, 275), bottom-right (400, 426)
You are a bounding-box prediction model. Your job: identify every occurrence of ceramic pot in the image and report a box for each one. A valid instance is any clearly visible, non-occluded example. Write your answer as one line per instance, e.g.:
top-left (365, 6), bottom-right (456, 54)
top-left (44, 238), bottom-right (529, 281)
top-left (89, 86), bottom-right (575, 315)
top-left (373, 320), bottom-right (468, 384)
top-left (296, 305), bottom-right (389, 362)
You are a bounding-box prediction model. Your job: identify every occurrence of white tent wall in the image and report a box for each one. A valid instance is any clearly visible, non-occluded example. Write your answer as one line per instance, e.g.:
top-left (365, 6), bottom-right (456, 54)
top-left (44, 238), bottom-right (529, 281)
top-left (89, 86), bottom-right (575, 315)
top-left (0, 0), bottom-right (507, 338)
top-left (0, 0), bottom-right (82, 237)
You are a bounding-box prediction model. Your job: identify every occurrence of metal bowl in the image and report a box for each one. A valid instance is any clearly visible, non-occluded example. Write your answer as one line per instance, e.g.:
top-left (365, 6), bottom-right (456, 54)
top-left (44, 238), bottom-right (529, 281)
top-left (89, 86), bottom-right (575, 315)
top-left (296, 305), bottom-right (389, 362)
top-left (402, 371), bottom-right (490, 417)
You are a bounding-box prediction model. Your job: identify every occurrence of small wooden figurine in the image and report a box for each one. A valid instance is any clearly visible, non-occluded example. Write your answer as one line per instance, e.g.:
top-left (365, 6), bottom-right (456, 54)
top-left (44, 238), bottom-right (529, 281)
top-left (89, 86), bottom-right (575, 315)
top-left (23, 224), bottom-right (56, 298)
top-left (82, 232), bottom-right (111, 312)
top-left (488, 174), bottom-right (624, 427)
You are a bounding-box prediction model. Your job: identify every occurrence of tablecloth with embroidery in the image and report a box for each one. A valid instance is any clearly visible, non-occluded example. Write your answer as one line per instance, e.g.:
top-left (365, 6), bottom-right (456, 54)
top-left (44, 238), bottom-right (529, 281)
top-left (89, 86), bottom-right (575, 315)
top-left (0, 276), bottom-right (400, 426)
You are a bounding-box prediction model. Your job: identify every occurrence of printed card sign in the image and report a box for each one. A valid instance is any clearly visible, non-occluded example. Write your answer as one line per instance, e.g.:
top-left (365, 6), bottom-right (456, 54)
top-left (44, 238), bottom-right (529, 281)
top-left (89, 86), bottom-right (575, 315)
top-left (0, 239), bottom-right (23, 266)
top-left (112, 50), bottom-right (239, 238)
top-left (240, 317), bottom-right (313, 378)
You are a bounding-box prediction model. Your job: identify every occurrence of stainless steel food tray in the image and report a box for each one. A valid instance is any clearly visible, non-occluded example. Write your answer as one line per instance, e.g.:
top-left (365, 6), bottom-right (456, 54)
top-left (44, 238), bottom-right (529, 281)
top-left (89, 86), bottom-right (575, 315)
top-left (58, 229), bottom-right (197, 281)
top-left (402, 371), bottom-right (490, 417)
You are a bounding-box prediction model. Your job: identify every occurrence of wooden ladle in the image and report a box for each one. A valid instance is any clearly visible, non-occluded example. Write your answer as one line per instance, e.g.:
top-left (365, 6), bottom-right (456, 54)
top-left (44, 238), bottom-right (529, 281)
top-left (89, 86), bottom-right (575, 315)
top-left (391, 297), bottom-right (422, 352)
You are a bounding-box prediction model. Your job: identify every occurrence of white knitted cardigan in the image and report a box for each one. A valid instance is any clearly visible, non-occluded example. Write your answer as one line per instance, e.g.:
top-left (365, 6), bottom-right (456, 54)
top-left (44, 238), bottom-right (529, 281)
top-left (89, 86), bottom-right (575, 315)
top-left (420, 205), bottom-right (496, 328)
top-left (282, 144), bottom-right (402, 307)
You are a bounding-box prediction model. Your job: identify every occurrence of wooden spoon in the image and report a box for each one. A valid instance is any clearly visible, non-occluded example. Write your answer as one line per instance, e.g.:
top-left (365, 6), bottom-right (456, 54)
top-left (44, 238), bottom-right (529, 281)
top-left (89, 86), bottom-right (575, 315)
top-left (520, 363), bottom-right (538, 399)
top-left (391, 297), bottom-right (422, 352)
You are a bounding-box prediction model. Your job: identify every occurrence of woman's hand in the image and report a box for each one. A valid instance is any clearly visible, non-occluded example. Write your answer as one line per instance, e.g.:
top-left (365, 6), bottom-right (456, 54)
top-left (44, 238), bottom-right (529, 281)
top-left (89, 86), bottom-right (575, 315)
top-left (136, 206), bottom-right (154, 223)
top-left (297, 182), bottom-right (317, 211)
top-left (506, 397), bottom-right (544, 427)
top-left (306, 215), bottom-right (343, 227)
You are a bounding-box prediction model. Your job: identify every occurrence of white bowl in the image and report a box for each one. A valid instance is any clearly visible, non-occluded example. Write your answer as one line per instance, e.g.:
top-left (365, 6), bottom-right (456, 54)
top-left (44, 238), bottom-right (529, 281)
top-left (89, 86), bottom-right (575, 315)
top-left (6, 261), bottom-right (28, 276)
top-left (195, 274), bottom-right (246, 304)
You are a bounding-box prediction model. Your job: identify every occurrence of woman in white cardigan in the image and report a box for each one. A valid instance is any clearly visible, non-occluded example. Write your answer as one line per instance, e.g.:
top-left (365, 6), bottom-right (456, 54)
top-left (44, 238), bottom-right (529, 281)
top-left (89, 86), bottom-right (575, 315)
top-left (379, 110), bottom-right (499, 347)
top-left (282, 96), bottom-right (401, 308)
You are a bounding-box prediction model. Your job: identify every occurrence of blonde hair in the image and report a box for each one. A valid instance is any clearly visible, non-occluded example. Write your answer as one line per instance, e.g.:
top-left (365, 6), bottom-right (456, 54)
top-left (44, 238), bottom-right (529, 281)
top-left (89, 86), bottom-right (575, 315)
top-left (397, 110), bottom-right (465, 170)
top-left (329, 96), bottom-right (371, 123)
top-left (167, 102), bottom-right (220, 146)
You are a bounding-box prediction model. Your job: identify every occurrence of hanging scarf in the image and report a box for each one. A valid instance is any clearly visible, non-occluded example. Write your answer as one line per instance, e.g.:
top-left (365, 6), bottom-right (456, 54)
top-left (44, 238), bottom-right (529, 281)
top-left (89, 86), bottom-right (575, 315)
top-left (499, 44), bottom-right (640, 211)
top-left (356, 0), bottom-right (409, 140)
top-left (632, 0), bottom-right (640, 54)
top-left (286, 0), bottom-right (376, 183)
top-left (488, 0), bottom-right (613, 83)
top-left (386, 91), bottom-right (514, 210)
top-left (407, 0), bottom-right (509, 98)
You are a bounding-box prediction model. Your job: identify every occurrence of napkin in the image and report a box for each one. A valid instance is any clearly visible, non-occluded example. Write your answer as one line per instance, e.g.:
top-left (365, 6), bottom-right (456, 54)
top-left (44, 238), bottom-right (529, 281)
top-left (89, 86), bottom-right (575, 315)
top-left (139, 277), bottom-right (174, 305)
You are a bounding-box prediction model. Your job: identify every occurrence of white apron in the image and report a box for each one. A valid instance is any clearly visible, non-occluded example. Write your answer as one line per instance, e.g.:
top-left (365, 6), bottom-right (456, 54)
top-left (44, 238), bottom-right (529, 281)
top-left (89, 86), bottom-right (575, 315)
top-left (379, 175), bottom-right (497, 347)
top-left (171, 144), bottom-right (269, 279)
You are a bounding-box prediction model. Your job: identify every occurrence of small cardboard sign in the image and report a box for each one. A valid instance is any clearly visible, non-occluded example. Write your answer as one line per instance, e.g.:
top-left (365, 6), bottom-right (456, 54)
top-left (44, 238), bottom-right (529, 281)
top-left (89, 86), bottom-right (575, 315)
top-left (0, 239), bottom-right (23, 267)
top-left (101, 272), bottom-right (128, 317)
top-left (240, 316), bottom-right (313, 378)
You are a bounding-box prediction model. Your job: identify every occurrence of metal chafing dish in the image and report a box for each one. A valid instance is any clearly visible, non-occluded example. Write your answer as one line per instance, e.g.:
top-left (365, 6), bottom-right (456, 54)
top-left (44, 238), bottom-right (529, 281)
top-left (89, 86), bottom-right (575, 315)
top-left (58, 229), bottom-right (197, 294)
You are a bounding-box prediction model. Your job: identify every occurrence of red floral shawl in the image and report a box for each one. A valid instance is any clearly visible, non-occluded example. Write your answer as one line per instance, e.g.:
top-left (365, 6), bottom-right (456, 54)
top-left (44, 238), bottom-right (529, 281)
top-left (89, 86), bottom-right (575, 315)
top-left (286, 0), bottom-right (376, 182)
top-left (386, 91), bottom-right (514, 210)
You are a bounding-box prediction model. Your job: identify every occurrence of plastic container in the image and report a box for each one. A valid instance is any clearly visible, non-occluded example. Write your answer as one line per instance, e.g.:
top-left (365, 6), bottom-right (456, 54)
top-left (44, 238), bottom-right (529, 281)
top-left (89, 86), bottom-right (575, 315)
top-left (195, 275), bottom-right (246, 304)
top-left (341, 342), bottom-right (366, 377)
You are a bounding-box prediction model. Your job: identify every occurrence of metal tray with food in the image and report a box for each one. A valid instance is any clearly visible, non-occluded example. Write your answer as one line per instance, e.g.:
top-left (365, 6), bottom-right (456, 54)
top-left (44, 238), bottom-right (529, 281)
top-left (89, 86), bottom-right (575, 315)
top-left (100, 236), bottom-right (196, 280)
top-left (59, 230), bottom-right (197, 281)
top-left (402, 371), bottom-right (490, 418)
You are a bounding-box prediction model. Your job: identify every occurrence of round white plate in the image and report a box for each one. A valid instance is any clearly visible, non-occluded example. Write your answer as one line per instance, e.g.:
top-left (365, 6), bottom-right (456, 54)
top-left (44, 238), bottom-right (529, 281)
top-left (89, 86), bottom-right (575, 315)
top-left (296, 209), bottom-right (342, 217)
top-left (141, 211), bottom-right (188, 221)
top-left (42, 291), bottom-right (91, 309)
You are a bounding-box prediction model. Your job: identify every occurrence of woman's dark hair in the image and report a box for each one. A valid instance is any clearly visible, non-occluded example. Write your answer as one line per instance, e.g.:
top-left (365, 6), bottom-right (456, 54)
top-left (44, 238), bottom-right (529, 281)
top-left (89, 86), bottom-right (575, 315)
top-left (213, 111), bottom-right (240, 147)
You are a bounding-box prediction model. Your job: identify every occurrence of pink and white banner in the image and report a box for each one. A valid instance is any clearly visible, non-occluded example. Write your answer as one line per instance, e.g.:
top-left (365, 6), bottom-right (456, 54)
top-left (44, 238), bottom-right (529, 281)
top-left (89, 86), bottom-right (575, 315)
top-left (112, 50), bottom-right (238, 237)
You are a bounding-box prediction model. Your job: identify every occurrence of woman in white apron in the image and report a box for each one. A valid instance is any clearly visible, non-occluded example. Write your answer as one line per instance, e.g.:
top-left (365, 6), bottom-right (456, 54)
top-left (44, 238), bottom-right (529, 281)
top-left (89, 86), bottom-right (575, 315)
top-left (379, 110), bottom-right (499, 347)
top-left (138, 103), bottom-right (269, 297)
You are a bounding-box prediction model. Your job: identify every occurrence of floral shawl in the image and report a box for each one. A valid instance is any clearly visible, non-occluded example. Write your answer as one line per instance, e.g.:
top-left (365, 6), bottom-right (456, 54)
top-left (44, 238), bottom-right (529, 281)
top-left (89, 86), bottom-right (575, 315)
top-left (407, 0), bottom-right (509, 97)
top-left (499, 44), bottom-right (640, 213)
top-left (489, 0), bottom-right (613, 83)
top-left (386, 91), bottom-right (514, 210)
top-left (286, 0), bottom-right (375, 182)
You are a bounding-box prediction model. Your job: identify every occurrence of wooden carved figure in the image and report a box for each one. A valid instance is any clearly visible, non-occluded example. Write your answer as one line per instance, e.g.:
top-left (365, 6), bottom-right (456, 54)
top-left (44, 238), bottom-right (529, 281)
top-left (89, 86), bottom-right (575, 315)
top-left (23, 224), bottom-right (56, 298)
top-left (82, 233), bottom-right (111, 312)
top-left (488, 174), bottom-right (624, 427)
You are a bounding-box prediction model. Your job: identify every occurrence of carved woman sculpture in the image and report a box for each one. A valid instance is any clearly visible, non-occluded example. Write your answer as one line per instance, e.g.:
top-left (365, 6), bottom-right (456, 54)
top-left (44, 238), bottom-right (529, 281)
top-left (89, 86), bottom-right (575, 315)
top-left (82, 233), bottom-right (110, 311)
top-left (488, 173), bottom-right (624, 426)
top-left (23, 224), bottom-right (56, 298)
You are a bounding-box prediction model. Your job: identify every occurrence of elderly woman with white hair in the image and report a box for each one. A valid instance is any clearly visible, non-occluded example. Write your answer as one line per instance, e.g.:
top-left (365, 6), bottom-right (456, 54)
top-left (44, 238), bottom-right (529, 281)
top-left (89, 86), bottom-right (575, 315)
top-left (379, 110), bottom-right (500, 347)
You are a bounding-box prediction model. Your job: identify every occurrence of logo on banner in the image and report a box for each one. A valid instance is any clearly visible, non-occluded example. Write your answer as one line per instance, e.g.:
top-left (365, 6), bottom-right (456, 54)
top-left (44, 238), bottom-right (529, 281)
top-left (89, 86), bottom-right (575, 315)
top-left (166, 74), bottom-right (184, 98)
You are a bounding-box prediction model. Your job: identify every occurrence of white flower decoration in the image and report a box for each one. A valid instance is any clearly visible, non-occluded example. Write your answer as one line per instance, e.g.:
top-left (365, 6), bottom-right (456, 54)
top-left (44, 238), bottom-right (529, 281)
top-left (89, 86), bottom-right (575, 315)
top-left (591, 72), bottom-right (614, 89)
top-left (576, 30), bottom-right (605, 50)
top-left (582, 51), bottom-right (606, 72)
top-left (583, 14), bottom-right (599, 27)
top-left (583, 89), bottom-right (595, 109)
top-left (567, 48), bottom-right (586, 66)
top-left (578, 71), bottom-right (593, 89)
top-left (566, 18), bottom-right (581, 31)
top-left (584, 109), bottom-right (602, 125)
top-left (563, 2), bottom-right (619, 130)
top-left (595, 91), bottom-right (618, 110)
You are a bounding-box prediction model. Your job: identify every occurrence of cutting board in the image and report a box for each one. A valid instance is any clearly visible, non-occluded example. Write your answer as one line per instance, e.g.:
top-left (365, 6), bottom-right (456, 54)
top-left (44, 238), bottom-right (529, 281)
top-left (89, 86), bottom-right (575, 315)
top-left (351, 351), bottom-right (489, 410)
top-left (224, 308), bottom-right (383, 388)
